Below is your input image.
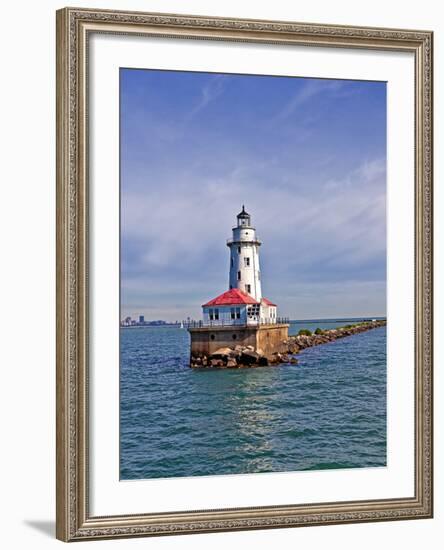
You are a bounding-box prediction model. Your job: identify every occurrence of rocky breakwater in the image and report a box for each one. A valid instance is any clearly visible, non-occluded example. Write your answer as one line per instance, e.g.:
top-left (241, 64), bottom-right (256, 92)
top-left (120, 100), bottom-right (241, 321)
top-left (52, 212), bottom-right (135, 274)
top-left (189, 319), bottom-right (386, 369)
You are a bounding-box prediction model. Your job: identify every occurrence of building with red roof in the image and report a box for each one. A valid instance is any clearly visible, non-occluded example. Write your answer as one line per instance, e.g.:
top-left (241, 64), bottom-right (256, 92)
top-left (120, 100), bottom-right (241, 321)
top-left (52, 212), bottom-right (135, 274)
top-left (202, 288), bottom-right (258, 307)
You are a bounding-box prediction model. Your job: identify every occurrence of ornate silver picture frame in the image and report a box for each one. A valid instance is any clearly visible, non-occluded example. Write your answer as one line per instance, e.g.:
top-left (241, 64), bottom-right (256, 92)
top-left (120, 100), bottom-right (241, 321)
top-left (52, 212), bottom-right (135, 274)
top-left (56, 7), bottom-right (433, 541)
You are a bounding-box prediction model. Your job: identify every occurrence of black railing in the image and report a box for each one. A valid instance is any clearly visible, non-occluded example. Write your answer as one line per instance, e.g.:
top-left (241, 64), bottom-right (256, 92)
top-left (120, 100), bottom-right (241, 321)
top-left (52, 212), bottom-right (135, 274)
top-left (185, 317), bottom-right (290, 329)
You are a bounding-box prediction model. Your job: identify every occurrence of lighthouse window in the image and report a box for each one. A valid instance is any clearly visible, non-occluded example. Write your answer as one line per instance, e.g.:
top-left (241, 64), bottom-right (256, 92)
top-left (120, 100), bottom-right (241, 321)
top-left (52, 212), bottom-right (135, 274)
top-left (246, 284), bottom-right (251, 294)
top-left (230, 258), bottom-right (234, 267)
top-left (237, 271), bottom-right (241, 281)
top-left (238, 246), bottom-right (241, 254)
top-left (244, 257), bottom-right (250, 267)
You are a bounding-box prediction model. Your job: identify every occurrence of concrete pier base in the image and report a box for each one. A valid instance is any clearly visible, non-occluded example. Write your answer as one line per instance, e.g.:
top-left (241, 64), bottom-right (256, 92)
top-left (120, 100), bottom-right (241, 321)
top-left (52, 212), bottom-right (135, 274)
top-left (188, 323), bottom-right (289, 358)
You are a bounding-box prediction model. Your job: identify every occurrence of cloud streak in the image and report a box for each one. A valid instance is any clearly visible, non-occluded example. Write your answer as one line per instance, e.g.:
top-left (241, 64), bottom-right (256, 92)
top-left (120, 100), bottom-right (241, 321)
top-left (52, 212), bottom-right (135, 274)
top-left (273, 79), bottom-right (346, 122)
top-left (185, 75), bottom-right (227, 122)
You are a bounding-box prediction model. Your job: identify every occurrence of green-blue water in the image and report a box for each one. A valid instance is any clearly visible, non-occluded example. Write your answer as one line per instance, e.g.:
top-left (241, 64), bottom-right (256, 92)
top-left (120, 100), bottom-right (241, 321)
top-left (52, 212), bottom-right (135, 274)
top-left (120, 319), bottom-right (386, 480)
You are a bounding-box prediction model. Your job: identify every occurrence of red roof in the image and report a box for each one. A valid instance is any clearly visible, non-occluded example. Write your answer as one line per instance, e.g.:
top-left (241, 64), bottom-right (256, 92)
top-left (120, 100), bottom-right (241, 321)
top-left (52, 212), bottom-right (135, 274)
top-left (261, 297), bottom-right (277, 307)
top-left (203, 288), bottom-right (259, 307)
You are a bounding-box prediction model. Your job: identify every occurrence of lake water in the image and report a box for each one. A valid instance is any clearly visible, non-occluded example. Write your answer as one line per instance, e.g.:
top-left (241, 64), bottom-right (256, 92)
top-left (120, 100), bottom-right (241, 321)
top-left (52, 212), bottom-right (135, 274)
top-left (120, 319), bottom-right (386, 480)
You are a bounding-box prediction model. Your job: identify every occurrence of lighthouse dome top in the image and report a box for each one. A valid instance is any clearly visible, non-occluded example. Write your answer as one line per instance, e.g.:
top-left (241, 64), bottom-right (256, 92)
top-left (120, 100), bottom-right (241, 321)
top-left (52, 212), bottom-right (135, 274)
top-left (237, 205), bottom-right (250, 219)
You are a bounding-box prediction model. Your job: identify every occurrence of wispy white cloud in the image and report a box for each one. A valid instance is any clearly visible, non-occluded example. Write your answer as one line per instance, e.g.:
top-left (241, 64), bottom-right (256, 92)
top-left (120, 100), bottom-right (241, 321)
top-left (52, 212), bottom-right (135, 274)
top-left (273, 79), bottom-right (346, 122)
top-left (185, 75), bottom-right (227, 122)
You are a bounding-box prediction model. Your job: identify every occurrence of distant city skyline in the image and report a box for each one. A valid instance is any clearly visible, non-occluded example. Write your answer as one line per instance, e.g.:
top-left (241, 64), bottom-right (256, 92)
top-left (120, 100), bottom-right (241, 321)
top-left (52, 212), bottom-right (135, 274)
top-left (120, 69), bottom-right (386, 321)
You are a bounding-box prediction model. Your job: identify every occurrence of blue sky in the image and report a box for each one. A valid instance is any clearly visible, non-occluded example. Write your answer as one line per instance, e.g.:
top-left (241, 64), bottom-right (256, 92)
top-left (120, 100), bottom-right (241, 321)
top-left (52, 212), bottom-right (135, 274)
top-left (120, 69), bottom-right (386, 321)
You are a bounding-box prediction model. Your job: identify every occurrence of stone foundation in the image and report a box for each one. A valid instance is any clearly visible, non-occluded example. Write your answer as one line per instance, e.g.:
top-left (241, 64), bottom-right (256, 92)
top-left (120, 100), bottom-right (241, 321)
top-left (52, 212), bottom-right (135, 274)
top-left (188, 323), bottom-right (289, 359)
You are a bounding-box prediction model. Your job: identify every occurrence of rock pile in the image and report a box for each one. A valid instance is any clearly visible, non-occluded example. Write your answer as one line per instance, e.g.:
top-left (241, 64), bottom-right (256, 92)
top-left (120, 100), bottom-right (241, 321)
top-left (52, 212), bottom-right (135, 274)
top-left (190, 345), bottom-right (294, 369)
top-left (282, 319), bottom-right (386, 354)
top-left (190, 319), bottom-right (386, 369)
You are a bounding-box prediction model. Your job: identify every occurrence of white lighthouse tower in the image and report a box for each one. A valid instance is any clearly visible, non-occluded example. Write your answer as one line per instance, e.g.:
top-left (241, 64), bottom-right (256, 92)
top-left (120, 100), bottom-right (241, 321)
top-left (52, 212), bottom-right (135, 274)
top-left (227, 206), bottom-right (262, 301)
top-left (200, 207), bottom-right (279, 326)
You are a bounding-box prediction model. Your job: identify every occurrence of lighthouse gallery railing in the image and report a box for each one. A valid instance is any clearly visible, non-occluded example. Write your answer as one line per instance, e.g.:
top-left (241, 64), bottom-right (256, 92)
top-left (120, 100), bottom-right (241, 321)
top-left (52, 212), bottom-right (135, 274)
top-left (186, 317), bottom-right (290, 328)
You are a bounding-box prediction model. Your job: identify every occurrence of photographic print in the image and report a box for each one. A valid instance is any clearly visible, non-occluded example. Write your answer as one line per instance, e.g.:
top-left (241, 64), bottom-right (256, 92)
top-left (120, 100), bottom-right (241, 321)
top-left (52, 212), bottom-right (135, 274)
top-left (119, 68), bottom-right (387, 481)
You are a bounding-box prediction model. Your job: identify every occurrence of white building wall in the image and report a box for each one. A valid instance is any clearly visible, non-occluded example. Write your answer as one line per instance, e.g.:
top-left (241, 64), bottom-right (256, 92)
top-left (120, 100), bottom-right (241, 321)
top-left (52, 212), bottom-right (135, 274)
top-left (202, 304), bottom-right (277, 326)
top-left (259, 304), bottom-right (277, 324)
top-left (202, 305), bottom-right (248, 326)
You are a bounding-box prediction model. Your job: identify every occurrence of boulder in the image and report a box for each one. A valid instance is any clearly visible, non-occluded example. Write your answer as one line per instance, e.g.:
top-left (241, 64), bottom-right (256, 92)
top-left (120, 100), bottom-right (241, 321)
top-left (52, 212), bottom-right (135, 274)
top-left (211, 347), bottom-right (232, 358)
top-left (240, 350), bottom-right (260, 364)
top-left (226, 359), bottom-right (238, 368)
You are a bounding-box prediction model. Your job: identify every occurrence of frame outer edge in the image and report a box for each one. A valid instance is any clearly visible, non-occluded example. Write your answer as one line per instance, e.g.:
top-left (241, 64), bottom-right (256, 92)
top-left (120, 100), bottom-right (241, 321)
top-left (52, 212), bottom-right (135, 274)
top-left (423, 30), bottom-right (433, 518)
top-left (55, 6), bottom-right (434, 541)
top-left (56, 7), bottom-right (72, 543)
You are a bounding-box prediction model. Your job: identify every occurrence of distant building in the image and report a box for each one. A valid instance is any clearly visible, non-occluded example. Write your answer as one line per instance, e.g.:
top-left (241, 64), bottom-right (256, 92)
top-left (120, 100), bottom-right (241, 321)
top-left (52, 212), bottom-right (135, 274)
top-left (139, 315), bottom-right (145, 324)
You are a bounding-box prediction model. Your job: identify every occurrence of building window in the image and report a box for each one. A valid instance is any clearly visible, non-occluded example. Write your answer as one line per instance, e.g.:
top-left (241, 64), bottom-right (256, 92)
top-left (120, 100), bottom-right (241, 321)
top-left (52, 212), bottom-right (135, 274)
top-left (210, 334), bottom-right (215, 340)
top-left (244, 257), bottom-right (250, 267)
top-left (232, 334), bottom-right (237, 340)
top-left (247, 304), bottom-right (260, 317)
top-left (209, 308), bottom-right (214, 320)
top-left (231, 307), bottom-right (241, 319)
top-left (238, 246), bottom-right (241, 254)
top-left (237, 271), bottom-right (241, 281)
top-left (246, 284), bottom-right (251, 294)
top-left (214, 308), bottom-right (219, 320)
